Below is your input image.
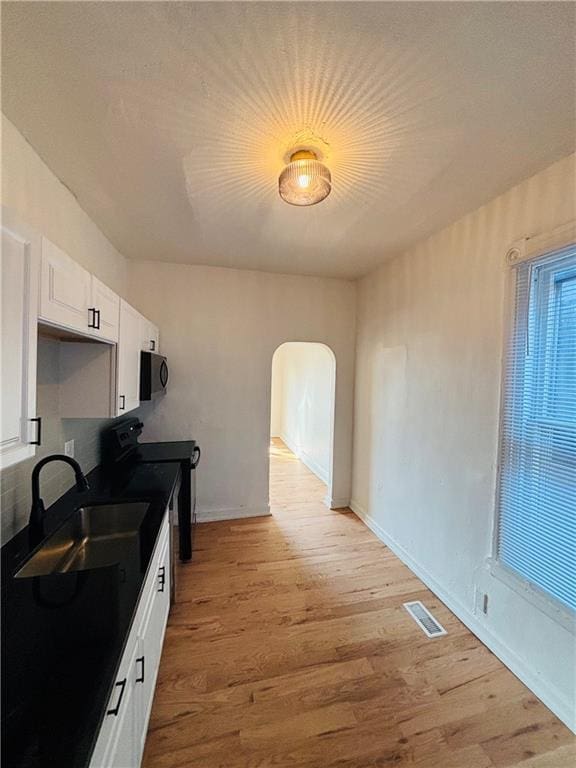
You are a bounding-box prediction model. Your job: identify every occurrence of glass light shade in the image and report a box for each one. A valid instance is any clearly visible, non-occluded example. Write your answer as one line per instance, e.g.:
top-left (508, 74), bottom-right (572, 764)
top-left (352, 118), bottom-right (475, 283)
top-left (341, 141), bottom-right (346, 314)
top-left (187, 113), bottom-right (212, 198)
top-left (279, 153), bottom-right (331, 206)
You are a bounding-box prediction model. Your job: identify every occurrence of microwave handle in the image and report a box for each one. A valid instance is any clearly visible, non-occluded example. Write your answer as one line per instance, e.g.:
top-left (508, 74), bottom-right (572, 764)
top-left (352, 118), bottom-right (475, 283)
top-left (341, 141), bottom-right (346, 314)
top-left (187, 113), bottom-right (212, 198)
top-left (160, 359), bottom-right (169, 388)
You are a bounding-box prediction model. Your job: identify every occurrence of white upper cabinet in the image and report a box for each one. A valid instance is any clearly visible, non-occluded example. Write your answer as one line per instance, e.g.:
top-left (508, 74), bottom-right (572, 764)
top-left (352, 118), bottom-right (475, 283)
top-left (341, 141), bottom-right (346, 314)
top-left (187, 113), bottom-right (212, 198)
top-left (91, 276), bottom-right (120, 342)
top-left (40, 237), bottom-right (92, 333)
top-left (40, 237), bottom-right (120, 342)
top-left (140, 316), bottom-right (159, 353)
top-left (3, 219), bottom-right (160, 431)
top-left (117, 300), bottom-right (142, 416)
top-left (1, 213), bottom-right (40, 468)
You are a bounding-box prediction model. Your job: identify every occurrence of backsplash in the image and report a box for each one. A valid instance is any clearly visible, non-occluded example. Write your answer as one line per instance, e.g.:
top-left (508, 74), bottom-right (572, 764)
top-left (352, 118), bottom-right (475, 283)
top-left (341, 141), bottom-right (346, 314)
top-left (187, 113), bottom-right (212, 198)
top-left (0, 336), bottom-right (115, 543)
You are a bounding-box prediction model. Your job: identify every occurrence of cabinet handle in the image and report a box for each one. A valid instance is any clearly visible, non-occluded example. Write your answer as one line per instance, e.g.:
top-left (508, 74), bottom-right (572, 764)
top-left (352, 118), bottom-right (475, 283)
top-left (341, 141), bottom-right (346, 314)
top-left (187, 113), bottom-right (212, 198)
top-left (106, 678), bottom-right (126, 716)
top-left (95, 309), bottom-right (101, 329)
top-left (119, 395), bottom-right (126, 411)
top-left (29, 417), bottom-right (42, 446)
top-left (136, 656), bottom-right (145, 684)
top-left (158, 565), bottom-right (166, 592)
top-left (150, 339), bottom-right (155, 351)
top-left (88, 307), bottom-right (97, 328)
top-left (160, 360), bottom-right (169, 389)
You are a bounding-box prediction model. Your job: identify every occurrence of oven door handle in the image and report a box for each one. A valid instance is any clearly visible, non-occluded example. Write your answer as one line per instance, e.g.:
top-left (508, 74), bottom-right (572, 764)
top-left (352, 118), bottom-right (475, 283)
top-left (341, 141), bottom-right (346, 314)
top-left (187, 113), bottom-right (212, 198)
top-left (192, 446), bottom-right (201, 469)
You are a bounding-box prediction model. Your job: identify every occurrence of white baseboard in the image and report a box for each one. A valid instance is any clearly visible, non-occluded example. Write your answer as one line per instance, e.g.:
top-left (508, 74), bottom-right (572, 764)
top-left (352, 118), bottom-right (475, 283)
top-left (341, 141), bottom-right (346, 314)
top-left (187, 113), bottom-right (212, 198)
top-left (280, 432), bottom-right (329, 486)
top-left (350, 499), bottom-right (576, 734)
top-left (196, 505), bottom-right (271, 523)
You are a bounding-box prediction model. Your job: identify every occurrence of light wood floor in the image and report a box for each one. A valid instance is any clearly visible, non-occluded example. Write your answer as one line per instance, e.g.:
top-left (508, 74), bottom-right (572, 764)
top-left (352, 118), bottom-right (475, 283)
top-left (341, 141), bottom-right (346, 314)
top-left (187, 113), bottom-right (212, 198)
top-left (143, 438), bottom-right (575, 767)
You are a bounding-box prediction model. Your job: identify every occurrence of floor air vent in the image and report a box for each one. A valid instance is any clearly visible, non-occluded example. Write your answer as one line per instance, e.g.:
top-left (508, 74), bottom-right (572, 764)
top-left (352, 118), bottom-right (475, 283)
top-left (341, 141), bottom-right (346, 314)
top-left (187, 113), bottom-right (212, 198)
top-left (403, 601), bottom-right (447, 638)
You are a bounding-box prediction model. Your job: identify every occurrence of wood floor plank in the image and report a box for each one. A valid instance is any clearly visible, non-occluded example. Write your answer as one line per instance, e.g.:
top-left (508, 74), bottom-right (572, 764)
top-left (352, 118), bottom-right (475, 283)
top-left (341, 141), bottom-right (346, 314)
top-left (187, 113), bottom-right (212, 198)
top-left (507, 743), bottom-right (576, 767)
top-left (142, 438), bottom-right (575, 767)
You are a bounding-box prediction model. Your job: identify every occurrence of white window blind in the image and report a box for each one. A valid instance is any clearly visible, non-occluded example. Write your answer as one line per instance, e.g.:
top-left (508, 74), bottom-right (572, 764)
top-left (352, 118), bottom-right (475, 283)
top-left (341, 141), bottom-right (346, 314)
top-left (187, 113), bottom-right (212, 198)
top-left (497, 244), bottom-right (576, 614)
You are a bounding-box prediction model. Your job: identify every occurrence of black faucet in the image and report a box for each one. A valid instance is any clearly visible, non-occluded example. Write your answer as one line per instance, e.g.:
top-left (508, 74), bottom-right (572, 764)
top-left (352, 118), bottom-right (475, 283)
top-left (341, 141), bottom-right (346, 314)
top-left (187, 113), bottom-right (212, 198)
top-left (29, 455), bottom-right (90, 541)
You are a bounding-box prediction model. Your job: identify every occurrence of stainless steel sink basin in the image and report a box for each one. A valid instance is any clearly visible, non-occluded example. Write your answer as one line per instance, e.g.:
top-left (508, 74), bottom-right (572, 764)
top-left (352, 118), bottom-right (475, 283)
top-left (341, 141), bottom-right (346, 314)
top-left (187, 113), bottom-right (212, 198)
top-left (15, 502), bottom-right (150, 578)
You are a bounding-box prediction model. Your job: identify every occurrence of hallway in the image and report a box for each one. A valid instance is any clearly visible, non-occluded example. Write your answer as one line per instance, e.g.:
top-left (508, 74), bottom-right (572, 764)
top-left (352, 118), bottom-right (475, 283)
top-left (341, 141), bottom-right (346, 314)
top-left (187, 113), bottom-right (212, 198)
top-left (269, 436), bottom-right (328, 507)
top-left (143, 443), bottom-right (575, 768)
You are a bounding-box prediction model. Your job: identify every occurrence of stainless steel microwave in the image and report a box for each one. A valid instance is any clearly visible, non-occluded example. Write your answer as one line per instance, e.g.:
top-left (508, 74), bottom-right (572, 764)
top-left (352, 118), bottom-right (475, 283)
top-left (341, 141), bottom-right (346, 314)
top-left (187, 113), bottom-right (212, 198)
top-left (140, 351), bottom-right (168, 400)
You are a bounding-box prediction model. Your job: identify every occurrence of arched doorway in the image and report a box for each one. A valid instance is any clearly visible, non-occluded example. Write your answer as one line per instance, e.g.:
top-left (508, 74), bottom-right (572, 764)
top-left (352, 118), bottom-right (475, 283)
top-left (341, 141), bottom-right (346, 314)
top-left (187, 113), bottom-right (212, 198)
top-left (269, 342), bottom-right (336, 508)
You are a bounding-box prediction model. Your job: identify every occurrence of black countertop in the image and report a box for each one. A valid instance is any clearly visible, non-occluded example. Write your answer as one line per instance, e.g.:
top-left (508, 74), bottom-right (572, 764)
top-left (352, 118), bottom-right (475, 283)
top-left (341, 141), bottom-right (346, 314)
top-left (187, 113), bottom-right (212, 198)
top-left (1, 459), bottom-right (181, 768)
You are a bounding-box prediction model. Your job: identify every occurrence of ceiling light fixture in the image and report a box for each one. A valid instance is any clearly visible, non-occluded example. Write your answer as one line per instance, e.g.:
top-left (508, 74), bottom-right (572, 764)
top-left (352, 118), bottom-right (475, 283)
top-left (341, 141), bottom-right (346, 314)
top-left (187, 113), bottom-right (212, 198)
top-left (279, 150), bottom-right (331, 206)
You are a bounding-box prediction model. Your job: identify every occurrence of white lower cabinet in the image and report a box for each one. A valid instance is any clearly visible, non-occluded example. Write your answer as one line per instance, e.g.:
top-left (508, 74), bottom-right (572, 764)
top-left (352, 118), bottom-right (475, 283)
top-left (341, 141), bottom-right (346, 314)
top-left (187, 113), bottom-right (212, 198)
top-left (136, 535), bottom-right (170, 763)
top-left (89, 511), bottom-right (171, 768)
top-left (104, 639), bottom-right (139, 768)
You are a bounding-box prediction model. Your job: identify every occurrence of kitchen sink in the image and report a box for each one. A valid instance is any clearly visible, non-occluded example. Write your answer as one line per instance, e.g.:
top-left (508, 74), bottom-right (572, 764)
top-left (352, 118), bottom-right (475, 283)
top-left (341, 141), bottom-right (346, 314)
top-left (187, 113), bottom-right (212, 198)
top-left (15, 502), bottom-right (150, 578)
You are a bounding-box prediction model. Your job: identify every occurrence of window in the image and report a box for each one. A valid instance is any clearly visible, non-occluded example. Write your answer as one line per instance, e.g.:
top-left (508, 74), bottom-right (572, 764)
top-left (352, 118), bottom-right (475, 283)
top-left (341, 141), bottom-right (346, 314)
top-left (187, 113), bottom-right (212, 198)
top-left (496, 244), bottom-right (576, 615)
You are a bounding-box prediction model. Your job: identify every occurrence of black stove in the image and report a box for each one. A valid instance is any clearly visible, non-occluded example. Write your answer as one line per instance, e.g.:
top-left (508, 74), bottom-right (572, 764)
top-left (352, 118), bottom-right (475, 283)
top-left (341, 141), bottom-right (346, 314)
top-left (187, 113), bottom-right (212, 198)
top-left (103, 418), bottom-right (200, 561)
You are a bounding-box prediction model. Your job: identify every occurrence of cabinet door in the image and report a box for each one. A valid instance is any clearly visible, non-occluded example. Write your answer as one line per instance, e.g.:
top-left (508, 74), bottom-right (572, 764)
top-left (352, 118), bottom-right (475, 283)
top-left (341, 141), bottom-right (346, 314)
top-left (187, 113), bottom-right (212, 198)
top-left (39, 237), bottom-right (91, 333)
top-left (136, 536), bottom-right (171, 762)
top-left (1, 217), bottom-right (40, 468)
top-left (90, 639), bottom-right (139, 768)
top-left (106, 641), bottom-right (138, 768)
top-left (140, 316), bottom-right (160, 353)
top-left (90, 276), bottom-right (120, 342)
top-left (117, 300), bottom-right (142, 416)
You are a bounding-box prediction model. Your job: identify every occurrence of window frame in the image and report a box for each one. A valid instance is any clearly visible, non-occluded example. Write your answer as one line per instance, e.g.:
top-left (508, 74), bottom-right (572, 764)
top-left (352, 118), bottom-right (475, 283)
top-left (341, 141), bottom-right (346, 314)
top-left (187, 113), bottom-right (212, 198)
top-left (490, 238), bottom-right (576, 633)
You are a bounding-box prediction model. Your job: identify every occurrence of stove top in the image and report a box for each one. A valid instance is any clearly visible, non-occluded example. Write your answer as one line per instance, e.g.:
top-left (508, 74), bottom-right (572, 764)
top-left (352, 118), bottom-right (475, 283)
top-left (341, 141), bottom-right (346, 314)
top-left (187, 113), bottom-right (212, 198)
top-left (103, 417), bottom-right (197, 467)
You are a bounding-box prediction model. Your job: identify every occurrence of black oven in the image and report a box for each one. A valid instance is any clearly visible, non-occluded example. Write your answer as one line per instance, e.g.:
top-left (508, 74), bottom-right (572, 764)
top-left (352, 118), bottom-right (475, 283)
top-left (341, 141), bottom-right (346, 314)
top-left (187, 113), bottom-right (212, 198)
top-left (140, 351), bottom-right (168, 400)
top-left (103, 417), bottom-right (200, 569)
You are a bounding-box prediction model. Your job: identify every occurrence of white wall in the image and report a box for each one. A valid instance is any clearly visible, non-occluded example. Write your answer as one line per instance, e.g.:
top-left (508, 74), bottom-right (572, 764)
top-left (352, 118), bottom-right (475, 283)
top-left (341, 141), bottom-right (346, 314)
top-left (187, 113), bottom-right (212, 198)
top-left (1, 116), bottom-right (130, 540)
top-left (129, 263), bottom-right (356, 520)
top-left (1, 114), bottom-right (128, 295)
top-left (351, 153), bottom-right (576, 730)
top-left (270, 348), bottom-right (284, 438)
top-left (271, 342), bottom-right (334, 486)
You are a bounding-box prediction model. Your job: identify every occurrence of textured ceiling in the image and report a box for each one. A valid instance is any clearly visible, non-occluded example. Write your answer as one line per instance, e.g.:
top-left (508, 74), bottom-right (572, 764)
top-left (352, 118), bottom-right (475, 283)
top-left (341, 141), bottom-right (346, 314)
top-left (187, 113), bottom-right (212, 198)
top-left (2, 2), bottom-right (575, 278)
